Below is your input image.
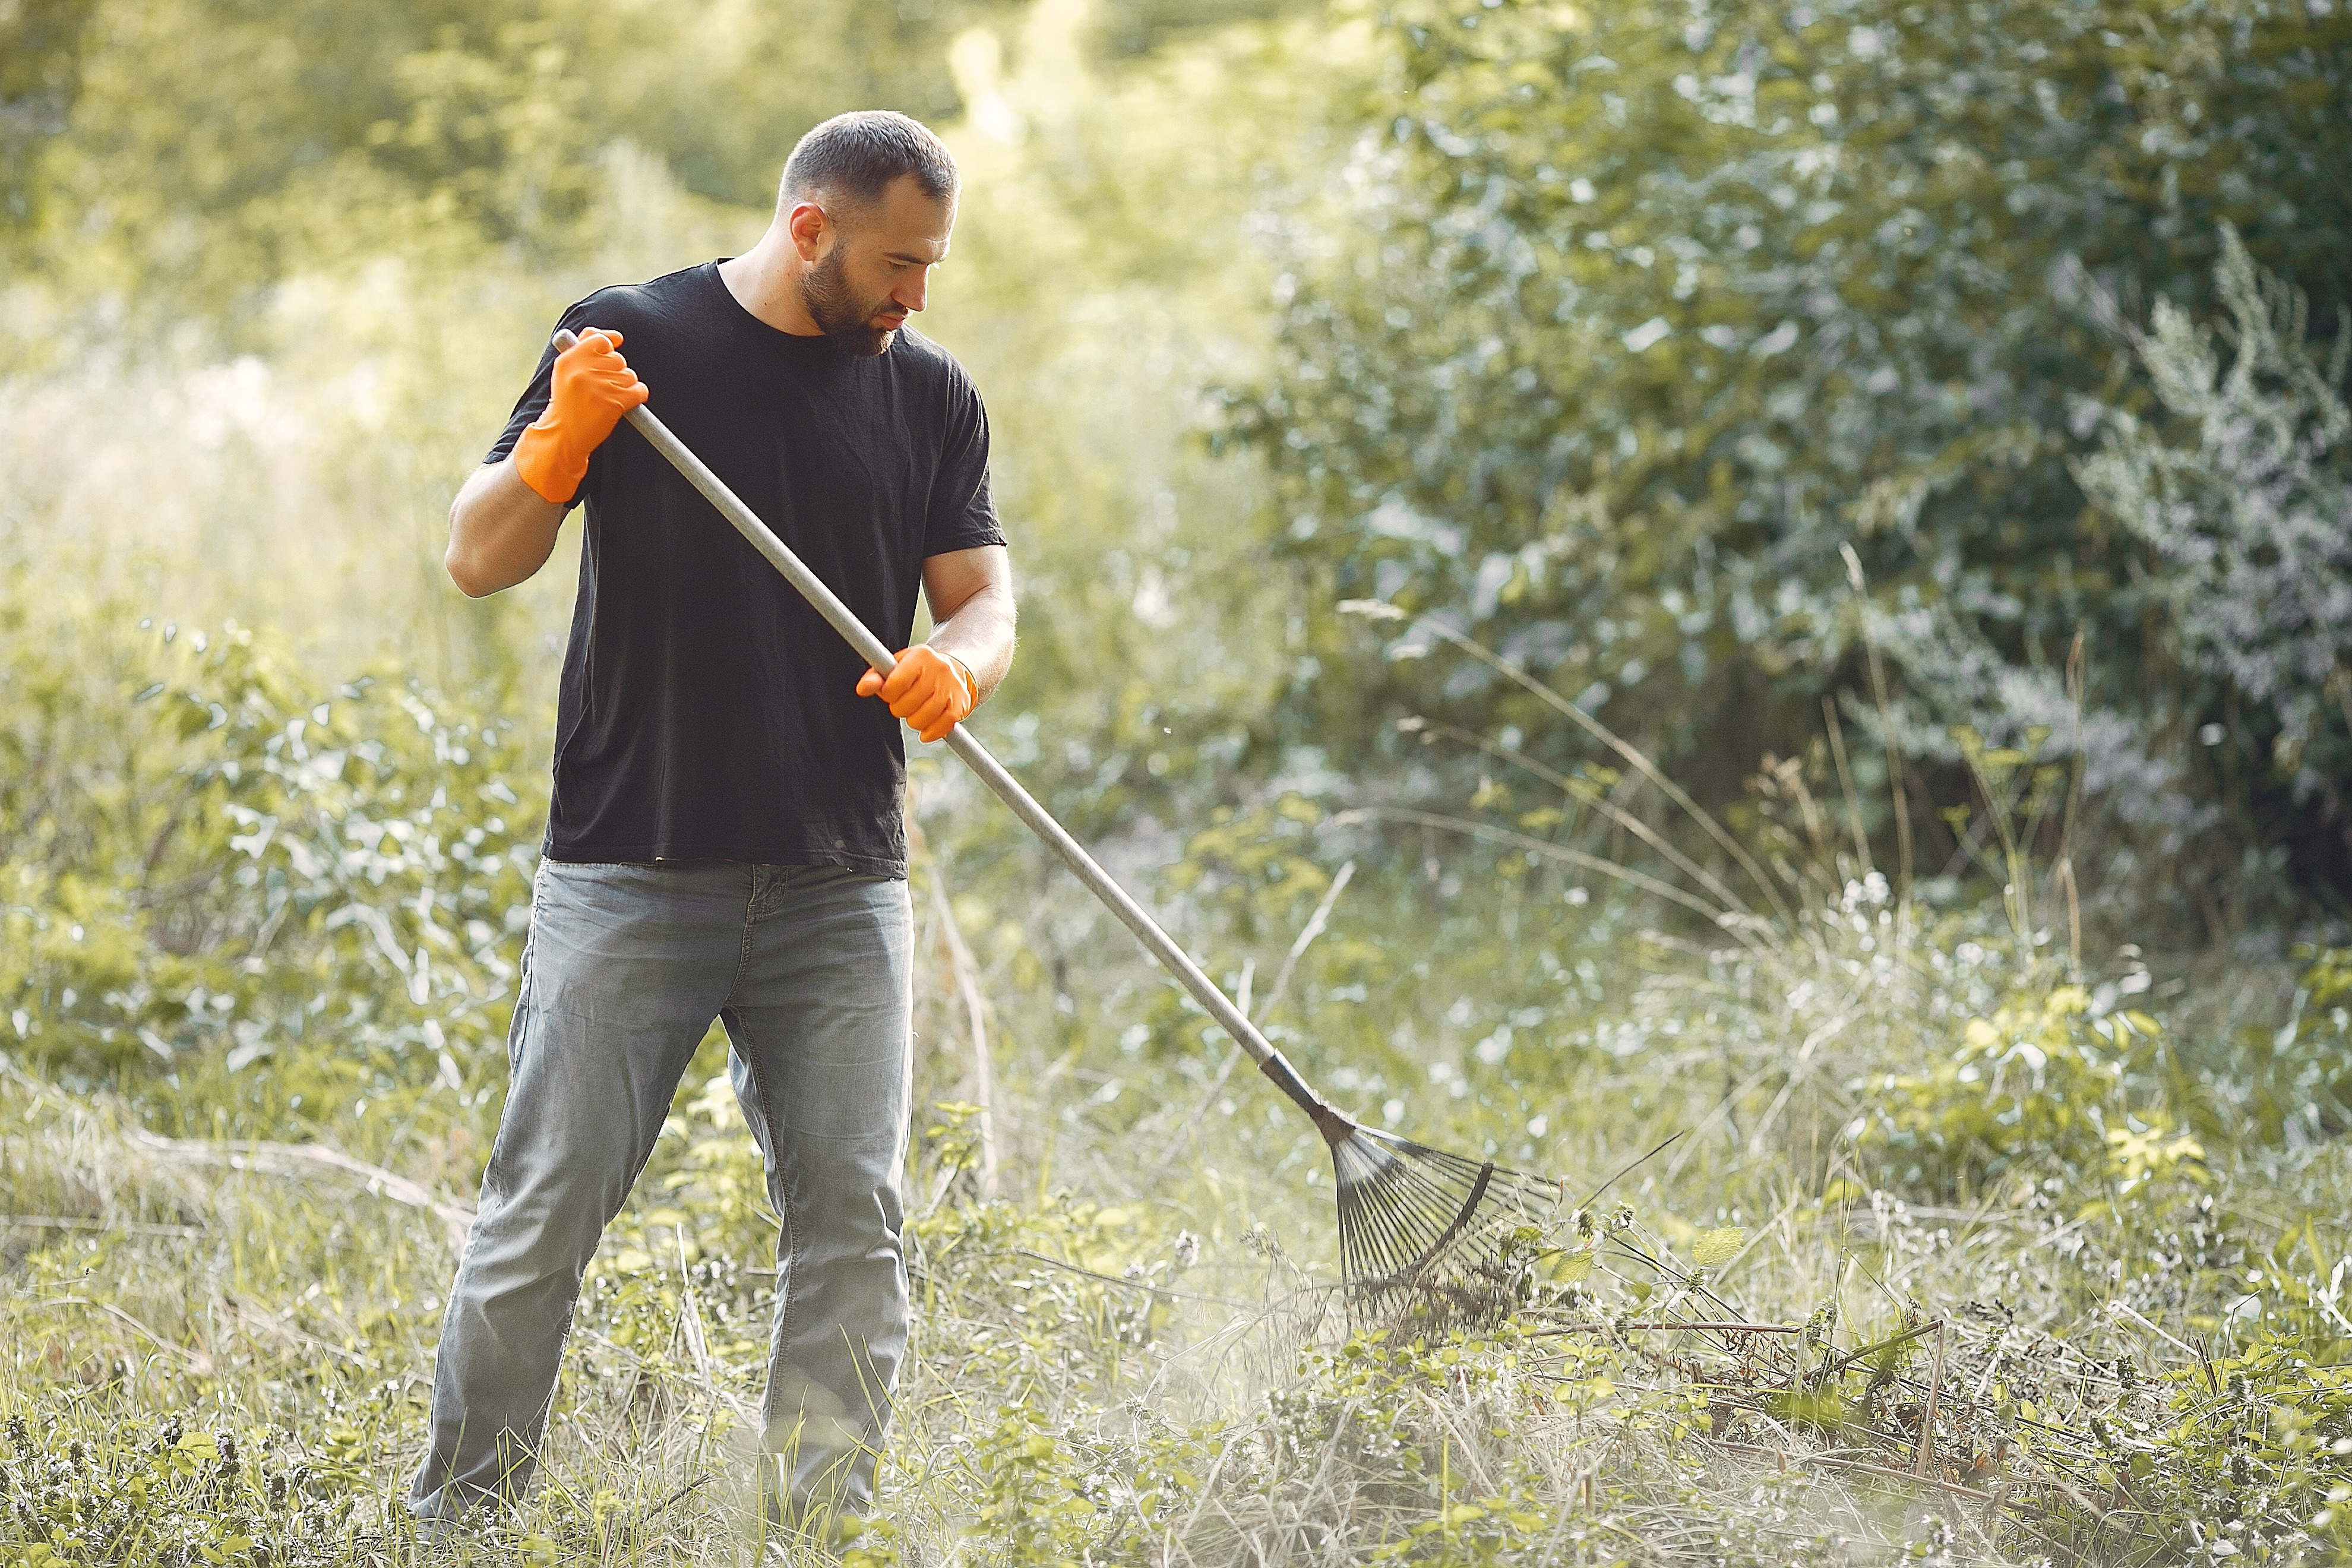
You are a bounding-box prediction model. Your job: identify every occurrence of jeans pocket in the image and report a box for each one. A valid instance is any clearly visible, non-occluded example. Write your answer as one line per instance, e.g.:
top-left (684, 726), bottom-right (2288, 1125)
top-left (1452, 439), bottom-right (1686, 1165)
top-left (505, 866), bottom-right (551, 1074)
top-left (505, 983), bottom-right (533, 1076)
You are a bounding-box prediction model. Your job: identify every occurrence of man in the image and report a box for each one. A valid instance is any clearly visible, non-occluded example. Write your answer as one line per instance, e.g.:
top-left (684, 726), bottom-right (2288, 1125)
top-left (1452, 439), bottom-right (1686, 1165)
top-left (416, 109), bottom-right (1014, 1532)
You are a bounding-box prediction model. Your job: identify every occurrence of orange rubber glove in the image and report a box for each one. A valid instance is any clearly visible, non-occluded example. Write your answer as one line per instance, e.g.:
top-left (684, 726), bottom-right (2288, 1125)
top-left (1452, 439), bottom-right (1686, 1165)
top-left (511, 328), bottom-right (650, 505)
top-left (856, 646), bottom-right (978, 743)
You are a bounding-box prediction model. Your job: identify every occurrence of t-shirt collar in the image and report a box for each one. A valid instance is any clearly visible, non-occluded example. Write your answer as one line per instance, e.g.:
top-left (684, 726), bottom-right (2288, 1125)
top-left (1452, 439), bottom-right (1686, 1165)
top-left (704, 259), bottom-right (863, 363)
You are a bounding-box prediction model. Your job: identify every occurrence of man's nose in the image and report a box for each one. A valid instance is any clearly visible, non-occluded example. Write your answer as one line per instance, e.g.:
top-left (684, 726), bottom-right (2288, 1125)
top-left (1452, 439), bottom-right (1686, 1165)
top-left (893, 270), bottom-right (930, 314)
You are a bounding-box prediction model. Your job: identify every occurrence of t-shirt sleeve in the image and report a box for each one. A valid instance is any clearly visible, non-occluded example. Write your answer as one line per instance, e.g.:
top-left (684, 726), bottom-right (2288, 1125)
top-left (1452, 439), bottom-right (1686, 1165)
top-left (924, 363), bottom-right (1007, 558)
top-left (483, 301), bottom-right (602, 511)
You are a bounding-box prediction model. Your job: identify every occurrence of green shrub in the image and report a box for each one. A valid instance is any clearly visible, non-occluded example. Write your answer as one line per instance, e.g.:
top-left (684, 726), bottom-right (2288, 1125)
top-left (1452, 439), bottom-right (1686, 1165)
top-left (2, 617), bottom-right (540, 1152)
top-left (1247, 0), bottom-right (2352, 913)
top-left (1864, 979), bottom-right (2194, 1202)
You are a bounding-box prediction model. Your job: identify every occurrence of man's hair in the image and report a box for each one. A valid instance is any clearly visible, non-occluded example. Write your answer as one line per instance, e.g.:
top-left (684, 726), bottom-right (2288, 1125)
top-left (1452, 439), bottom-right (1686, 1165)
top-left (779, 110), bottom-right (958, 218)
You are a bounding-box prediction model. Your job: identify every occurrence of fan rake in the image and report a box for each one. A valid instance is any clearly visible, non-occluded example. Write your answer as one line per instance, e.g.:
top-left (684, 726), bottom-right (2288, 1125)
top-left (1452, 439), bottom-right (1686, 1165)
top-left (565, 326), bottom-right (1572, 1325)
top-left (1275, 1085), bottom-right (1570, 1327)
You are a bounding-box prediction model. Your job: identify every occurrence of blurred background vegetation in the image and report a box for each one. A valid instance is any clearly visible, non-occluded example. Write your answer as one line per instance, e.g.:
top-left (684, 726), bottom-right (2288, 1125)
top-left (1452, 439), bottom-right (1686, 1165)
top-left (4, 0), bottom-right (2352, 1560)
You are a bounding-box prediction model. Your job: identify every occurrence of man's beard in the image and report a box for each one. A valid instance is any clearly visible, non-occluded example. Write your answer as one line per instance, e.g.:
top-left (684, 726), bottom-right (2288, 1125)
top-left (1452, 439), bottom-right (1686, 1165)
top-left (799, 245), bottom-right (897, 358)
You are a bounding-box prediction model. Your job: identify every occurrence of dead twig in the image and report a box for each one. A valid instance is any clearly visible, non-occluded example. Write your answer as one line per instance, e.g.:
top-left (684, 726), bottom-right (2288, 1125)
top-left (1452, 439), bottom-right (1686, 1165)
top-left (1914, 1320), bottom-right (1948, 1479)
top-left (0, 1212), bottom-right (204, 1239)
top-left (1709, 1440), bottom-right (1992, 1502)
top-left (123, 1128), bottom-right (475, 1254)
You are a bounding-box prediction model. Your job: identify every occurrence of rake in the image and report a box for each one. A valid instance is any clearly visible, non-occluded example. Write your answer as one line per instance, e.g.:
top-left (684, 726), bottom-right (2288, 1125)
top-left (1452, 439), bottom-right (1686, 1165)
top-left (556, 329), bottom-right (1566, 1322)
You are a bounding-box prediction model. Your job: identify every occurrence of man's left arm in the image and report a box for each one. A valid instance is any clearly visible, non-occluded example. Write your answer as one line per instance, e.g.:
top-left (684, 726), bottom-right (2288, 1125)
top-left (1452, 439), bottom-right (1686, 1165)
top-left (855, 545), bottom-right (1016, 742)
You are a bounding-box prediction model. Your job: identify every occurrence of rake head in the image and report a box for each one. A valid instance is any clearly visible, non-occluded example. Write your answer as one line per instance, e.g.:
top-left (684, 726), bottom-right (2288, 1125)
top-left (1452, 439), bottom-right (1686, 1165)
top-left (1317, 1111), bottom-right (1569, 1329)
top-left (1256, 1052), bottom-right (1570, 1328)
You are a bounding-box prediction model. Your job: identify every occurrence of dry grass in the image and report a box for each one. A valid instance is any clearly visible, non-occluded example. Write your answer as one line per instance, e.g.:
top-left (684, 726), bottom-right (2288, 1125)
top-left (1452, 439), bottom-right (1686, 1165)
top-left (7, 947), bottom-right (2345, 1568)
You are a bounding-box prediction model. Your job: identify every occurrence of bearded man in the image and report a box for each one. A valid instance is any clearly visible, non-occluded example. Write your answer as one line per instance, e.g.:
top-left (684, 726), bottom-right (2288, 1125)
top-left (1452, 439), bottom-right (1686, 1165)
top-left (416, 109), bottom-right (1013, 1533)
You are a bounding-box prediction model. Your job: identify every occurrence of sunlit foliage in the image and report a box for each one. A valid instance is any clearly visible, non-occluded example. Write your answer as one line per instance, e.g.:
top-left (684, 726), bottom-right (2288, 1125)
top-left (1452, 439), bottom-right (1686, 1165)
top-left (1248, 0), bottom-right (2352, 917)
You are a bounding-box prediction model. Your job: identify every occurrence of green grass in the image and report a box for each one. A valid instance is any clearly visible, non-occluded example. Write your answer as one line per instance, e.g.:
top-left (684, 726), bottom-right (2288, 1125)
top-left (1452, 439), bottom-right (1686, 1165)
top-left (6, 609), bottom-right (2351, 1564)
top-left (8, 1024), bottom-right (2351, 1566)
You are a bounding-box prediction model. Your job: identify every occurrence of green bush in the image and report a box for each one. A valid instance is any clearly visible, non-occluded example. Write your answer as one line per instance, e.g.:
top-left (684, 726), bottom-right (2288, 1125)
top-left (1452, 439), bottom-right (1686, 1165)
top-left (1244, 0), bottom-right (2352, 913)
top-left (2, 612), bottom-right (539, 1152)
top-left (1863, 980), bottom-right (2195, 1202)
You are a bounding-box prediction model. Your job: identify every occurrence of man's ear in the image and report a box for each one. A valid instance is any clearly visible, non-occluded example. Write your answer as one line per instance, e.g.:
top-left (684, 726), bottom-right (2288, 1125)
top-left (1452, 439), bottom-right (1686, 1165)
top-left (786, 199), bottom-right (829, 261)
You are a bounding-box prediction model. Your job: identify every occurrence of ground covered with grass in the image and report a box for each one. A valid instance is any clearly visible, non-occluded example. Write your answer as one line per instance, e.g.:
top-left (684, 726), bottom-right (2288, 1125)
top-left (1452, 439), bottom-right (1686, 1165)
top-left (6, 609), bottom-right (2351, 1566)
top-left (8, 1017), bottom-right (2352, 1567)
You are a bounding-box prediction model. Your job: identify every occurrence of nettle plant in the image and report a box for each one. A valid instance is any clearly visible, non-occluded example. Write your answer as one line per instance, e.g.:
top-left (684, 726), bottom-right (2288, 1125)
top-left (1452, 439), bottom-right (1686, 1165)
top-left (0, 1412), bottom-right (359, 1568)
top-left (1866, 979), bottom-right (2190, 1205)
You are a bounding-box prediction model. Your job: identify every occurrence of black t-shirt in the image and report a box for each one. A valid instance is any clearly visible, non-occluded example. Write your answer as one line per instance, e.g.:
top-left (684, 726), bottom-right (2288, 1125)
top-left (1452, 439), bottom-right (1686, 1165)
top-left (488, 261), bottom-right (1004, 875)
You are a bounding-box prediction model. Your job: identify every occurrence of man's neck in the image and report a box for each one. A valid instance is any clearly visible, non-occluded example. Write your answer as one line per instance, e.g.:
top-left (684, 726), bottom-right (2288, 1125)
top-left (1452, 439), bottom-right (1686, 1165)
top-left (718, 229), bottom-right (824, 337)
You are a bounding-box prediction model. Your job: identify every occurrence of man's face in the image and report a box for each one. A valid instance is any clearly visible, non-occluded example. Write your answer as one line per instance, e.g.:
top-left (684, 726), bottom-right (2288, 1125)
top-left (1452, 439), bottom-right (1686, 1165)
top-left (798, 175), bottom-right (955, 358)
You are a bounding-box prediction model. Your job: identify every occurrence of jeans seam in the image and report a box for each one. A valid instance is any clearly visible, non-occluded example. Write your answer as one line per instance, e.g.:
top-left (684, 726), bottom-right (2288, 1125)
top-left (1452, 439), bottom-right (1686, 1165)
top-left (479, 874), bottom-right (551, 1202)
top-left (731, 1011), bottom-right (800, 1435)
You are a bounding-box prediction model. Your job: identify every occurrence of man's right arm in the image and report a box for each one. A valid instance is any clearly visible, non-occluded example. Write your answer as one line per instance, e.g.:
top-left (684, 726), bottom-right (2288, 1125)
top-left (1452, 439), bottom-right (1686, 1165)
top-left (447, 326), bottom-right (647, 599)
top-left (446, 459), bottom-right (566, 598)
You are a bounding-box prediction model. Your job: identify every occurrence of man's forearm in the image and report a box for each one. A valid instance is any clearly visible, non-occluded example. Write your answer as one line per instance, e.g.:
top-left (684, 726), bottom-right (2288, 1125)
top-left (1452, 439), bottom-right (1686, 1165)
top-left (446, 458), bottom-right (567, 598)
top-left (926, 584), bottom-right (1016, 701)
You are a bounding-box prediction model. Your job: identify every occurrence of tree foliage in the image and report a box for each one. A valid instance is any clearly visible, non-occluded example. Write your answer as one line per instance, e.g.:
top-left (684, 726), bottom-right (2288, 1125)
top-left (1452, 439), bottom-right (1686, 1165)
top-left (2075, 226), bottom-right (2352, 805)
top-left (1245, 0), bottom-right (2352, 912)
top-left (1, 0), bottom-right (1019, 325)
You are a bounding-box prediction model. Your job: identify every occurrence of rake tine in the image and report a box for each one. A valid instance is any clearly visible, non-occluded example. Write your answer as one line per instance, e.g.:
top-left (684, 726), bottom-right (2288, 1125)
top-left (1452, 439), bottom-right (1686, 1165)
top-left (1403, 1161), bottom-right (1494, 1278)
top-left (1346, 1194), bottom-right (1432, 1287)
top-left (1361, 1171), bottom-right (1475, 1263)
top-left (1346, 1185), bottom-right (1430, 1279)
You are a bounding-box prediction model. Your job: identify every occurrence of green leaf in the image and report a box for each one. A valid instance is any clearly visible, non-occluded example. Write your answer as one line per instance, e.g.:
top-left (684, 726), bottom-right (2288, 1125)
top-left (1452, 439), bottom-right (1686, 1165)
top-left (1690, 1226), bottom-right (1746, 1267)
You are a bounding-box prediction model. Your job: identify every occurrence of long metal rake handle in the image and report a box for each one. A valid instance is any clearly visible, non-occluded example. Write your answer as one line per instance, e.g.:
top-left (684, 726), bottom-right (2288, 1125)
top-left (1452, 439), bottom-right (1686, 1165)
top-left (551, 329), bottom-right (1343, 1133)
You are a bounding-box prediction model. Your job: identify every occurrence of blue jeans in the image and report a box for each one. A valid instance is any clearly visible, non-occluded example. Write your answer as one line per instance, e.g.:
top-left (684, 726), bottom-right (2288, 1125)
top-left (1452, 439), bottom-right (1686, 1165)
top-left (410, 859), bottom-right (913, 1525)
